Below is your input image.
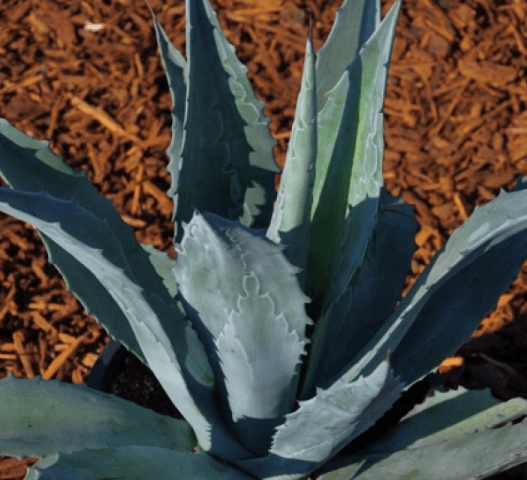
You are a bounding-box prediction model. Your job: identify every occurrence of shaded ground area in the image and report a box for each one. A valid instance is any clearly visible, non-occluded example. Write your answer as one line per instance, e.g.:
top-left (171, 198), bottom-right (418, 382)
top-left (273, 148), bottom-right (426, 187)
top-left (1, 0), bottom-right (527, 478)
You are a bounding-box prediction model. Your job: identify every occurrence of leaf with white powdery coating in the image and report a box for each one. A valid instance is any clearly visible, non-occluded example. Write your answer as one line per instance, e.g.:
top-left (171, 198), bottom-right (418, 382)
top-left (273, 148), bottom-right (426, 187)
top-left (315, 0), bottom-right (381, 112)
top-left (346, 186), bottom-right (527, 389)
top-left (235, 358), bottom-right (402, 480)
top-left (0, 119), bottom-right (174, 364)
top-left (316, 390), bottom-right (527, 480)
top-left (175, 211), bottom-right (312, 455)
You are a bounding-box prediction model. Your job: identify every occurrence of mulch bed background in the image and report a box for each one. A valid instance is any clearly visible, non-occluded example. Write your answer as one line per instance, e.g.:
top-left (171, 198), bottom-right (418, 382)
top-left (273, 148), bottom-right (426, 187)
top-left (2, 0), bottom-right (527, 478)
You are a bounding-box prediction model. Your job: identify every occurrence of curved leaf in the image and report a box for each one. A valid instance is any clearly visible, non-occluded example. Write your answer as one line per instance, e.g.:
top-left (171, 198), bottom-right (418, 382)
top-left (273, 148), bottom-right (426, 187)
top-left (345, 187), bottom-right (527, 387)
top-left (316, 395), bottom-right (527, 480)
top-left (0, 374), bottom-right (195, 459)
top-left (0, 189), bottom-right (249, 460)
top-left (236, 358), bottom-right (402, 480)
top-left (25, 446), bottom-right (254, 480)
top-left (150, 10), bottom-right (187, 212)
top-left (0, 119), bottom-right (177, 365)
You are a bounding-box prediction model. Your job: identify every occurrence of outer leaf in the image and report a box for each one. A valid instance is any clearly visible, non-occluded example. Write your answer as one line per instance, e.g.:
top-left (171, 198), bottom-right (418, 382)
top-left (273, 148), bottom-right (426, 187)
top-left (0, 189), bottom-right (250, 461)
top-left (175, 210), bottom-right (312, 454)
top-left (301, 189), bottom-right (418, 398)
top-left (316, 395), bottom-right (527, 480)
top-left (167, 0), bottom-right (279, 243)
top-left (354, 387), bottom-right (527, 455)
top-left (346, 186), bottom-right (527, 389)
top-left (235, 358), bottom-right (402, 480)
top-left (266, 30), bottom-right (317, 289)
top-left (39, 232), bottom-right (148, 364)
top-left (0, 119), bottom-right (176, 365)
top-left (305, 0), bottom-right (401, 312)
top-left (0, 374), bottom-right (195, 459)
top-left (24, 446), bottom-right (254, 480)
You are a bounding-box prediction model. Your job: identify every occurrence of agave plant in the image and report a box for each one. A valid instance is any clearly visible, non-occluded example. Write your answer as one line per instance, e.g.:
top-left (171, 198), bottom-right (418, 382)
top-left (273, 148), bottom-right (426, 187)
top-left (2, 0), bottom-right (527, 478)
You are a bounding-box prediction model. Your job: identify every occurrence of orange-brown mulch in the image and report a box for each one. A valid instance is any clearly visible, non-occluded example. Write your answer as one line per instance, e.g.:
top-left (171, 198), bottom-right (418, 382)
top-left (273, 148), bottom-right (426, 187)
top-left (1, 0), bottom-right (527, 478)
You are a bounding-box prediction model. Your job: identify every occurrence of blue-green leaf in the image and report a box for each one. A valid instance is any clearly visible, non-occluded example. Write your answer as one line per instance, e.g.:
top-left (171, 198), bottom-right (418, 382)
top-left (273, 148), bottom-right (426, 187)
top-left (0, 119), bottom-right (171, 363)
top-left (141, 243), bottom-right (179, 297)
top-left (355, 387), bottom-right (527, 455)
top-left (174, 210), bottom-right (312, 454)
top-left (0, 374), bottom-right (195, 459)
top-left (151, 10), bottom-right (187, 188)
top-left (0, 188), bottom-right (249, 460)
top-left (266, 31), bottom-right (317, 289)
top-left (161, 0), bottom-right (279, 243)
top-left (316, 0), bottom-right (381, 112)
top-left (316, 390), bottom-right (527, 480)
top-left (346, 186), bottom-right (527, 388)
top-left (301, 189), bottom-right (417, 398)
top-left (25, 446), bottom-right (254, 480)
top-left (305, 0), bottom-right (401, 311)
top-left (235, 357), bottom-right (402, 480)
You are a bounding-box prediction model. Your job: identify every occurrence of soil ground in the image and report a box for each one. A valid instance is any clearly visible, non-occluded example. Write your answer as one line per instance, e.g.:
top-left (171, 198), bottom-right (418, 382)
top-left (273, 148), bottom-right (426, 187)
top-left (1, 0), bottom-right (527, 478)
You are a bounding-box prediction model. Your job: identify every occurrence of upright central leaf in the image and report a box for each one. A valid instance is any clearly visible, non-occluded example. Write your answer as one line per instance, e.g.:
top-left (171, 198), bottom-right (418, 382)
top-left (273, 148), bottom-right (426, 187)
top-left (168, 0), bottom-right (280, 243)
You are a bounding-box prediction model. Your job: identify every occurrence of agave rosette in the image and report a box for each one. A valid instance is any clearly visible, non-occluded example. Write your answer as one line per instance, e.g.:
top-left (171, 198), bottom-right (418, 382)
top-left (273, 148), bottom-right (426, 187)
top-left (2, 0), bottom-right (527, 479)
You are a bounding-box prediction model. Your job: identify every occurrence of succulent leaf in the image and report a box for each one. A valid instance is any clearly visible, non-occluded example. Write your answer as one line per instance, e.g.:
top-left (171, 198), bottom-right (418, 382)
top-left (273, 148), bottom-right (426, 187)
top-left (162, 0), bottom-right (280, 243)
top-left (174, 210), bottom-right (312, 454)
top-left (359, 386), bottom-right (527, 454)
top-left (24, 446), bottom-right (254, 480)
top-left (316, 392), bottom-right (527, 480)
top-left (235, 357), bottom-right (402, 480)
top-left (0, 188), bottom-right (250, 460)
top-left (141, 243), bottom-right (179, 297)
top-left (150, 10), bottom-right (187, 210)
top-left (216, 273), bottom-right (306, 455)
top-left (0, 374), bottom-right (196, 459)
top-left (301, 188), bottom-right (418, 398)
top-left (315, 0), bottom-right (380, 112)
top-left (266, 30), bottom-right (317, 288)
top-left (305, 0), bottom-right (401, 312)
top-left (2, 0), bottom-right (527, 477)
top-left (346, 186), bottom-right (527, 388)
top-left (0, 119), bottom-right (167, 363)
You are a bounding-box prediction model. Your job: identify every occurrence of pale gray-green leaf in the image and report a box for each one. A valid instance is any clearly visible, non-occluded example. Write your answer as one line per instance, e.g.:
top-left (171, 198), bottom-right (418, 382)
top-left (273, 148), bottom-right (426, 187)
top-left (316, 0), bottom-right (380, 112)
top-left (235, 359), bottom-right (402, 480)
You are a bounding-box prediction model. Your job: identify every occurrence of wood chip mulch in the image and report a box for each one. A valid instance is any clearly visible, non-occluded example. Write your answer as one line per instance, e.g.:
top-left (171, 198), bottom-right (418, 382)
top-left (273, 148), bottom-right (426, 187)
top-left (1, 0), bottom-right (527, 478)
